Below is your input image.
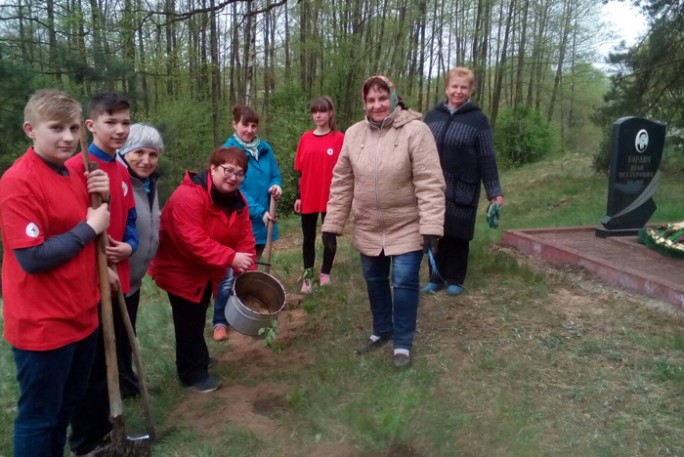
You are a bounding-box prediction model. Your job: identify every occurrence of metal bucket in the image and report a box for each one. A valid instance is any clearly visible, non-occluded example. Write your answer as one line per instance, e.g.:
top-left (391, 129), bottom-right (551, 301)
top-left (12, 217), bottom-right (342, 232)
top-left (224, 270), bottom-right (286, 336)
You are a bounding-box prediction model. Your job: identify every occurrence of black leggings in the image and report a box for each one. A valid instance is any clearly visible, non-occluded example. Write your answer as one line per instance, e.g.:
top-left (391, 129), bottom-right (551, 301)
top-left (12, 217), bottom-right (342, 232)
top-left (301, 212), bottom-right (335, 274)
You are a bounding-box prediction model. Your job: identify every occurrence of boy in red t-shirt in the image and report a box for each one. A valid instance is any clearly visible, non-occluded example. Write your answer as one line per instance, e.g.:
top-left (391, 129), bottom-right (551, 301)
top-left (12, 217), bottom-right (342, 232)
top-left (66, 92), bottom-right (139, 455)
top-left (0, 89), bottom-right (110, 457)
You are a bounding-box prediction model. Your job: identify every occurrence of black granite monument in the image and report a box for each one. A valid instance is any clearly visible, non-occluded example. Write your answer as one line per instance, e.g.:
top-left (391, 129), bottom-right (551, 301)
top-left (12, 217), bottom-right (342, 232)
top-left (596, 116), bottom-right (666, 238)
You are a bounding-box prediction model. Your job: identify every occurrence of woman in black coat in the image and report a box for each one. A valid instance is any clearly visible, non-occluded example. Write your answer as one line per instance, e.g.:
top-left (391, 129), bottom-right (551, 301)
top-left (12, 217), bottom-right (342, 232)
top-left (422, 67), bottom-right (504, 295)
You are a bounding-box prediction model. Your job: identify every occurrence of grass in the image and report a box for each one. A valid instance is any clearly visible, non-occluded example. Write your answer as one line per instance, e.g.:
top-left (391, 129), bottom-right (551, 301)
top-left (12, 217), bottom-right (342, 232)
top-left (1, 151), bottom-right (684, 457)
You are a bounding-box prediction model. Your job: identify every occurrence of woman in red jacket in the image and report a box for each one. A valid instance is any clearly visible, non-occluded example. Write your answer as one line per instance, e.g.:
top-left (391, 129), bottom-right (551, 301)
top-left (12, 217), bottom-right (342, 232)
top-left (149, 147), bottom-right (256, 393)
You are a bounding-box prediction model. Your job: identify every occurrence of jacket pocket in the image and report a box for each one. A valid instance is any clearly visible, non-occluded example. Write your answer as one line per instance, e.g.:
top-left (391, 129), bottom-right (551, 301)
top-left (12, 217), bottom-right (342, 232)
top-left (445, 171), bottom-right (478, 206)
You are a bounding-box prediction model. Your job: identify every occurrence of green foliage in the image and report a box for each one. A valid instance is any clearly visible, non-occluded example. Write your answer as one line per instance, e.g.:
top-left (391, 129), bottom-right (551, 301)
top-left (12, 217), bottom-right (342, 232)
top-left (265, 83), bottom-right (313, 216)
top-left (591, 128), bottom-right (612, 174)
top-left (593, 1), bottom-right (684, 175)
top-left (145, 98), bottom-right (218, 204)
top-left (285, 386), bottom-right (310, 410)
top-left (495, 106), bottom-right (556, 168)
top-left (258, 319), bottom-right (283, 353)
top-left (0, 56), bottom-right (50, 172)
top-left (558, 64), bottom-right (608, 154)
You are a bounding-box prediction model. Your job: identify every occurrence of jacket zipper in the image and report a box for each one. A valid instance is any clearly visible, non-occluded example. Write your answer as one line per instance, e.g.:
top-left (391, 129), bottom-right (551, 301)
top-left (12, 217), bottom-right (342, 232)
top-left (372, 126), bottom-right (387, 250)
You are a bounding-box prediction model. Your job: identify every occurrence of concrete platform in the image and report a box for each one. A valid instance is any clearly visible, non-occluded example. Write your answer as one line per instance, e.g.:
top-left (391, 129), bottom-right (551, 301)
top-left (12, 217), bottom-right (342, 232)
top-left (502, 226), bottom-right (684, 310)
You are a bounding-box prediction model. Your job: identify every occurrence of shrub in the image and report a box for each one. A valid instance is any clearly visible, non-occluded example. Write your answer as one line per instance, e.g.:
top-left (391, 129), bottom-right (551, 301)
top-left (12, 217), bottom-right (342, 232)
top-left (266, 84), bottom-right (316, 216)
top-left (144, 98), bottom-right (217, 204)
top-left (591, 131), bottom-right (612, 175)
top-left (495, 106), bottom-right (555, 168)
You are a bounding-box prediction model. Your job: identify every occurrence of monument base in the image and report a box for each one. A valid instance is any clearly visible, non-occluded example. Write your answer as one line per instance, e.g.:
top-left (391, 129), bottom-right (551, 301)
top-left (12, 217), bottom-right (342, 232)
top-left (502, 226), bottom-right (684, 310)
top-left (595, 226), bottom-right (641, 238)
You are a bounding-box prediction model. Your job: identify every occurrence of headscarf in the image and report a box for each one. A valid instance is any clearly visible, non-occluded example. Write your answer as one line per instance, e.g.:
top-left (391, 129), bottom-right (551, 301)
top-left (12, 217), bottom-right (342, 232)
top-left (362, 75), bottom-right (399, 112)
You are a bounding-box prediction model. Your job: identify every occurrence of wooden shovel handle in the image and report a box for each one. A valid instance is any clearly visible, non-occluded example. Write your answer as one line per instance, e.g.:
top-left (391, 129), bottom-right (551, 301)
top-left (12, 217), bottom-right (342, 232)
top-left (80, 122), bottom-right (123, 419)
top-left (262, 196), bottom-right (277, 274)
top-left (115, 291), bottom-right (156, 440)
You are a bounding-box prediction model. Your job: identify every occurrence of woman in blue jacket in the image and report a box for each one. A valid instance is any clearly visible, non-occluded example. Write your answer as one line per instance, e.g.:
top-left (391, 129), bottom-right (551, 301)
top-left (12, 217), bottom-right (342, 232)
top-left (213, 104), bottom-right (282, 341)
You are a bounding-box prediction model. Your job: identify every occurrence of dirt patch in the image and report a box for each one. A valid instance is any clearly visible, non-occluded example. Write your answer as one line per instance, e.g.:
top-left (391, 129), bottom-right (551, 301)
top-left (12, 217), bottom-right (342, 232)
top-left (304, 443), bottom-right (361, 457)
top-left (218, 309), bottom-right (316, 376)
top-left (171, 382), bottom-right (292, 441)
top-left (166, 310), bottom-right (316, 454)
top-left (359, 442), bottom-right (425, 457)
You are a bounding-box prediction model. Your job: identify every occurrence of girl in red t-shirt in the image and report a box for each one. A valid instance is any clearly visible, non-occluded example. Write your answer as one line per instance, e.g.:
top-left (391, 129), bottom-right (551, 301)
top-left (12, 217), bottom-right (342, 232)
top-left (293, 96), bottom-right (344, 293)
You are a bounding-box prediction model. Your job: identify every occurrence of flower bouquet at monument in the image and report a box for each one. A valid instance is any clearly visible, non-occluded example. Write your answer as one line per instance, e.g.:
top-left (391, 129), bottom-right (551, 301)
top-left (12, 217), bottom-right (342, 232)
top-left (638, 222), bottom-right (684, 258)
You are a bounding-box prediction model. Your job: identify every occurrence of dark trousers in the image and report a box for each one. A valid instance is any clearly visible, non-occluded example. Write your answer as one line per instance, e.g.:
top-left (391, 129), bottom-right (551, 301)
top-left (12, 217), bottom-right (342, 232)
top-left (169, 285), bottom-right (212, 386)
top-left (69, 294), bottom-right (137, 455)
top-left (431, 234), bottom-right (470, 286)
top-left (12, 330), bottom-right (98, 457)
top-left (301, 212), bottom-right (335, 274)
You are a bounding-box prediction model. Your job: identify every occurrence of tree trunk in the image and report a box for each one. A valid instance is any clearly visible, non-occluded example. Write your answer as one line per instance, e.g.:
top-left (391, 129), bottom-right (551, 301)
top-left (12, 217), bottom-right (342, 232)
top-left (491, 0), bottom-right (516, 128)
top-left (165, 0), bottom-right (176, 96)
top-left (547, 0), bottom-right (572, 123)
top-left (230, 2), bottom-right (240, 104)
top-left (137, 4), bottom-right (149, 113)
top-left (514, 0), bottom-right (530, 108)
top-left (47, 0), bottom-right (61, 80)
top-left (284, 6), bottom-right (291, 79)
top-left (209, 0), bottom-right (221, 145)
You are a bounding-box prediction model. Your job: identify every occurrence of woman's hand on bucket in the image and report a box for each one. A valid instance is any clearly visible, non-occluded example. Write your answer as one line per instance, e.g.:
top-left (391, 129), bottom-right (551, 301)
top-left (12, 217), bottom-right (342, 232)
top-left (232, 252), bottom-right (255, 272)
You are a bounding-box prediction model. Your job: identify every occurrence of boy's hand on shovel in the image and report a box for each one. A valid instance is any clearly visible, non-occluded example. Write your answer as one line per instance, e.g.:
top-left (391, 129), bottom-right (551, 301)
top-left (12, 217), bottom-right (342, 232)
top-left (106, 235), bottom-right (133, 264)
top-left (107, 266), bottom-right (121, 293)
top-left (86, 204), bottom-right (110, 235)
top-left (84, 168), bottom-right (110, 202)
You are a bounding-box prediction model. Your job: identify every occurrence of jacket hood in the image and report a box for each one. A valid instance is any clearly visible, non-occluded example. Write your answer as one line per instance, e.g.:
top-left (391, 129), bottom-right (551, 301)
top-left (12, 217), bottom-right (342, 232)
top-left (393, 108), bottom-right (423, 127)
top-left (365, 107), bottom-right (423, 130)
top-left (187, 168), bottom-right (246, 214)
top-left (188, 168), bottom-right (208, 188)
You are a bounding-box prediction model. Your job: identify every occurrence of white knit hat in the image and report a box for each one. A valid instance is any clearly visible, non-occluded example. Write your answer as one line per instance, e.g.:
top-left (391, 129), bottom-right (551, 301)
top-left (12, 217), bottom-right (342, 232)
top-left (118, 123), bottom-right (164, 158)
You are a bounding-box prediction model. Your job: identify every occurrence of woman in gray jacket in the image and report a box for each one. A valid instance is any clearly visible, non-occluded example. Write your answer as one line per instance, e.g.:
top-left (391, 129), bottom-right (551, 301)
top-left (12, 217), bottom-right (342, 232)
top-left (116, 123), bottom-right (163, 397)
top-left (322, 76), bottom-right (445, 368)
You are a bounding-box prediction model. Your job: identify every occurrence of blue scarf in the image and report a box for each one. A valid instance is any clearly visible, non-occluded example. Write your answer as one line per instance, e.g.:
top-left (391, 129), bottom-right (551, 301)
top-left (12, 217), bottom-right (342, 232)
top-left (232, 133), bottom-right (261, 161)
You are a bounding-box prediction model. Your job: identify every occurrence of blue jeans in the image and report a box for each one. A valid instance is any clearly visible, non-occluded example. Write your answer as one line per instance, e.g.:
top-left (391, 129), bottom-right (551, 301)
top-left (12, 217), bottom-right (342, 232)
top-left (212, 268), bottom-right (236, 328)
top-left (360, 250), bottom-right (422, 351)
top-left (12, 329), bottom-right (98, 457)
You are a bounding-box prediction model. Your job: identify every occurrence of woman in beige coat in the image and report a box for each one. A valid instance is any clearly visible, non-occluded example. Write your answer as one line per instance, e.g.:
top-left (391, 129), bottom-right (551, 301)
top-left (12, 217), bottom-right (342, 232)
top-left (321, 75), bottom-right (445, 368)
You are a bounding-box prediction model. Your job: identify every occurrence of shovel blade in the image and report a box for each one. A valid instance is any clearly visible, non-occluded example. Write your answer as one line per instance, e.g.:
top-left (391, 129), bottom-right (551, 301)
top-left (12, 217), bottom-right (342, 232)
top-left (90, 435), bottom-right (151, 457)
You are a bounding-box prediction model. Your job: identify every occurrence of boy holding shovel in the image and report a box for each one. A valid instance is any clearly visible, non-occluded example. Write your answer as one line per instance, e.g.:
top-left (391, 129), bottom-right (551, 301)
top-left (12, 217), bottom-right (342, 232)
top-left (66, 91), bottom-right (139, 456)
top-left (0, 89), bottom-right (111, 457)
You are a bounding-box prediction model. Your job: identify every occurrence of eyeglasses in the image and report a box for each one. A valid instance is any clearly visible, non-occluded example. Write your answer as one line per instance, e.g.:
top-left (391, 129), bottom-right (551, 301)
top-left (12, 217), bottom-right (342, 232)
top-left (218, 164), bottom-right (246, 180)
